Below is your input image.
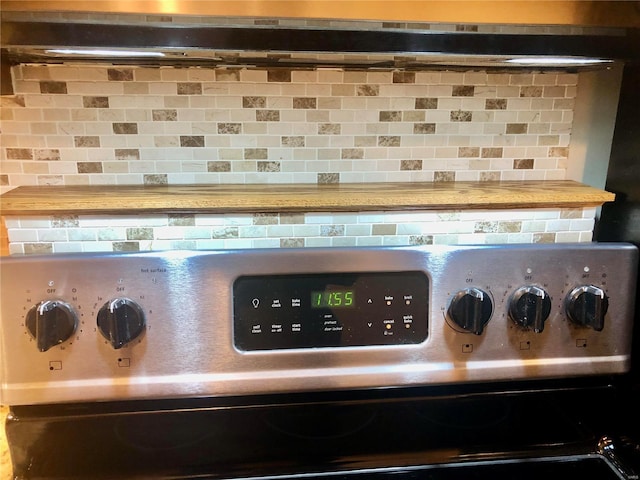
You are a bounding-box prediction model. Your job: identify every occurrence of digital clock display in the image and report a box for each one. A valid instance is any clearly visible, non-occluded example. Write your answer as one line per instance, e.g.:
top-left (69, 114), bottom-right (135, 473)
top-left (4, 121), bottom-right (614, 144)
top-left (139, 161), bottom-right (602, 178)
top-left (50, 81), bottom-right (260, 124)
top-left (234, 271), bottom-right (428, 350)
top-left (311, 290), bottom-right (355, 308)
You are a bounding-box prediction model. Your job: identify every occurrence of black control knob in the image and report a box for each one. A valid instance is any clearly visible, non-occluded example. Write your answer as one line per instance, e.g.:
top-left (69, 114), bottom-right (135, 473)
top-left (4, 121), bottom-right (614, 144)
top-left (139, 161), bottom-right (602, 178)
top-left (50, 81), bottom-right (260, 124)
top-left (448, 288), bottom-right (493, 335)
top-left (97, 298), bottom-right (146, 349)
top-left (565, 285), bottom-right (608, 331)
top-left (509, 286), bottom-right (552, 333)
top-left (25, 300), bottom-right (78, 352)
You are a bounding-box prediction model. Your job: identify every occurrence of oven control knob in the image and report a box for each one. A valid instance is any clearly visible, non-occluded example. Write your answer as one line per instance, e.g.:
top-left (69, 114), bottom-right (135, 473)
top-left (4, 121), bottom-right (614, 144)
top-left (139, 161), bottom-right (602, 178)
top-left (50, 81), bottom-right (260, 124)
top-left (97, 298), bottom-right (146, 349)
top-left (448, 288), bottom-right (493, 335)
top-left (565, 285), bottom-right (608, 331)
top-left (509, 286), bottom-right (552, 333)
top-left (25, 300), bottom-right (78, 352)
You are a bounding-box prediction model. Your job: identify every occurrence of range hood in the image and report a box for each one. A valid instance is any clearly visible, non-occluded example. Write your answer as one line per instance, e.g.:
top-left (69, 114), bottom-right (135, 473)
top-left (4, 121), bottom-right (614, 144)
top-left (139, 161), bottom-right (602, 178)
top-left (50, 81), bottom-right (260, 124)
top-left (2, 1), bottom-right (640, 95)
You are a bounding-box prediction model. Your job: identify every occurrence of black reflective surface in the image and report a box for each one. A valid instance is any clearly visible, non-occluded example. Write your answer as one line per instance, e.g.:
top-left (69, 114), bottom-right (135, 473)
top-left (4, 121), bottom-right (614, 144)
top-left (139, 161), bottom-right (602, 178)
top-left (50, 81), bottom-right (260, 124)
top-left (597, 62), bottom-right (640, 383)
top-left (6, 381), bottom-right (639, 479)
top-left (287, 457), bottom-right (622, 480)
top-left (233, 271), bottom-right (428, 350)
top-left (3, 22), bottom-right (640, 59)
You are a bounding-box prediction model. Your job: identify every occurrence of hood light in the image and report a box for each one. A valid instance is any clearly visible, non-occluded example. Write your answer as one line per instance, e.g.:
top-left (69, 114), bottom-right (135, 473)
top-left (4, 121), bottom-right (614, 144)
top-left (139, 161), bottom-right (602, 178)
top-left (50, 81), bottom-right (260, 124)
top-left (45, 49), bottom-right (166, 58)
top-left (505, 57), bottom-right (612, 66)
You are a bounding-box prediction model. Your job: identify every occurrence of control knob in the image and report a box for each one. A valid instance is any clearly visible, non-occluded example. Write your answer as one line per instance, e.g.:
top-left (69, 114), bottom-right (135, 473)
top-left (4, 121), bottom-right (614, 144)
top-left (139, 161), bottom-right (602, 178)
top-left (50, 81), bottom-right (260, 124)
top-left (25, 300), bottom-right (78, 352)
top-left (509, 286), bottom-right (552, 333)
top-left (565, 285), bottom-right (608, 331)
top-left (97, 298), bottom-right (146, 349)
top-left (448, 288), bottom-right (493, 335)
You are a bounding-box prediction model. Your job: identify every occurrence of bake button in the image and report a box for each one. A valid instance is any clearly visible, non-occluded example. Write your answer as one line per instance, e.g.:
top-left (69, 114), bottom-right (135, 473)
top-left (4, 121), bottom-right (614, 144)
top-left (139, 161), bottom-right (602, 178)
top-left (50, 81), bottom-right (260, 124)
top-left (384, 295), bottom-right (394, 306)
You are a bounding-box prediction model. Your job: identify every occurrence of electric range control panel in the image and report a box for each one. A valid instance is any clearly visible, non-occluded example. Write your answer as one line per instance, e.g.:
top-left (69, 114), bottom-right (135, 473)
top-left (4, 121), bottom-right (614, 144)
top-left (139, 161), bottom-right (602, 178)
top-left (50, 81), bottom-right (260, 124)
top-left (0, 244), bottom-right (638, 406)
top-left (233, 272), bottom-right (429, 350)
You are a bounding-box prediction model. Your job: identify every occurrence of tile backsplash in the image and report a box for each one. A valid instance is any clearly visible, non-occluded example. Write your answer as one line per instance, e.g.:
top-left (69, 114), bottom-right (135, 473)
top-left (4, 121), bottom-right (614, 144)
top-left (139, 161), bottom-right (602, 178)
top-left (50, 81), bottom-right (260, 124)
top-left (1, 64), bottom-right (576, 188)
top-left (4, 208), bottom-right (596, 255)
top-left (2, 10), bottom-right (624, 36)
top-left (0, 62), bottom-right (593, 253)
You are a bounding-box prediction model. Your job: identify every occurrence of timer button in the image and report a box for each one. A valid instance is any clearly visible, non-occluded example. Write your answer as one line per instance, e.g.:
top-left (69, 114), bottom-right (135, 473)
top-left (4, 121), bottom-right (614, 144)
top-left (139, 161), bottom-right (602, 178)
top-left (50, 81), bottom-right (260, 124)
top-left (448, 288), bottom-right (493, 335)
top-left (25, 300), bottom-right (78, 352)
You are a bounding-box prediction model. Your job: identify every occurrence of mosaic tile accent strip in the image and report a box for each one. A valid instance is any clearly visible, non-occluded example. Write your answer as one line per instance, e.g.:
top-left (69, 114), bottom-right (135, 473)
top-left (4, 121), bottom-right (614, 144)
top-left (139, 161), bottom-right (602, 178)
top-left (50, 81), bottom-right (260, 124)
top-left (2, 10), bottom-right (624, 36)
top-left (5, 208), bottom-right (596, 255)
top-left (1, 64), bottom-right (577, 189)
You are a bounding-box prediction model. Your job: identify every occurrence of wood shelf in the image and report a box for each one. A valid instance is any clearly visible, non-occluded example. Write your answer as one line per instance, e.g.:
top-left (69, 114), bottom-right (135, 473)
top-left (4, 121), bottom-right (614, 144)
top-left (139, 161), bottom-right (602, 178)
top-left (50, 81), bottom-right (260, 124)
top-left (0, 181), bottom-right (615, 216)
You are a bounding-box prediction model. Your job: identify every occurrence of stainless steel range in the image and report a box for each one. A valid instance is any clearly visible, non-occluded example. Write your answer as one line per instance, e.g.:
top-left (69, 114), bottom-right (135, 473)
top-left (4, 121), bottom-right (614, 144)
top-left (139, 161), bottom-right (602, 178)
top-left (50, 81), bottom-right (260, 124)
top-left (1, 243), bottom-right (639, 479)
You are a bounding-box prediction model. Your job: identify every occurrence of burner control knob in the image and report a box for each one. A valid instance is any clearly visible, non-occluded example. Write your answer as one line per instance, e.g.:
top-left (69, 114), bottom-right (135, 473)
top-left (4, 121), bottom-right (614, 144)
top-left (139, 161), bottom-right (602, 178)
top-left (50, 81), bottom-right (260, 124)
top-left (448, 288), bottom-right (493, 335)
top-left (25, 300), bottom-right (78, 352)
top-left (97, 298), bottom-right (146, 349)
top-left (565, 285), bottom-right (608, 331)
top-left (509, 286), bottom-right (552, 333)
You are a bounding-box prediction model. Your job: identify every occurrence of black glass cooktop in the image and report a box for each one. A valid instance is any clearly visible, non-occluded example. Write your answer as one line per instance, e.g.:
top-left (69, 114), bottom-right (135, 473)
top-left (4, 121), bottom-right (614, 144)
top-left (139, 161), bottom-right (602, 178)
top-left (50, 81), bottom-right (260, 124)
top-left (5, 385), bottom-right (638, 479)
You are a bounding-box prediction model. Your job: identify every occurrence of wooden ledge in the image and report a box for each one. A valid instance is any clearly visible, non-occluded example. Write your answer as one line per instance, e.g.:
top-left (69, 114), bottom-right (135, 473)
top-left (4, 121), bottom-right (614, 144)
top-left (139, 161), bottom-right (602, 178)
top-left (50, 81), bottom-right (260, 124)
top-left (0, 181), bottom-right (614, 216)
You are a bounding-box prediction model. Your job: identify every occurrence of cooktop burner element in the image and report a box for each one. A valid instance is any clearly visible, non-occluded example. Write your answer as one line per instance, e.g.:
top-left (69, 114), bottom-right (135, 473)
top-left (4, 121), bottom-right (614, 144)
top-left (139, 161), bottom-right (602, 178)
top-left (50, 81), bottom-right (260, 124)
top-left (263, 403), bottom-right (378, 440)
top-left (0, 243), bottom-right (637, 406)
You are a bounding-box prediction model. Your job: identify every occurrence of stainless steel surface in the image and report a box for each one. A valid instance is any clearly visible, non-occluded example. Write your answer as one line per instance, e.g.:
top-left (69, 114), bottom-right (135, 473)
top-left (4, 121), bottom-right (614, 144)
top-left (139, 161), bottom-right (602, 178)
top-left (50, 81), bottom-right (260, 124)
top-left (3, 3), bottom-right (640, 95)
top-left (0, 243), bottom-right (637, 406)
top-left (1, 21), bottom-right (636, 69)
